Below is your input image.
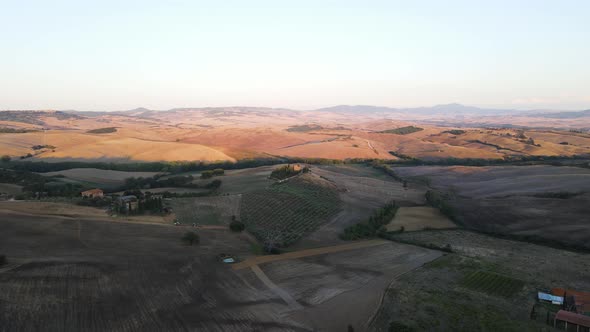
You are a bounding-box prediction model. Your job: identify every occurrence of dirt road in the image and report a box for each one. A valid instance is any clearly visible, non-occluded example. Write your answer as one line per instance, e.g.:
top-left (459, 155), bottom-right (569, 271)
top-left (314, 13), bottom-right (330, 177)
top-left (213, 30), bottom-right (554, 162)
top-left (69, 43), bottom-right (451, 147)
top-left (232, 239), bottom-right (389, 270)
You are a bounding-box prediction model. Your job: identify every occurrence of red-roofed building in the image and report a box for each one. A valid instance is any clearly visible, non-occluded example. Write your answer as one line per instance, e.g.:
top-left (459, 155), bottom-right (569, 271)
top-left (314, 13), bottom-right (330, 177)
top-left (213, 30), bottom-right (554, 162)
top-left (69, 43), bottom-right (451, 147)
top-left (552, 288), bottom-right (590, 315)
top-left (81, 188), bottom-right (104, 198)
top-left (554, 310), bottom-right (590, 331)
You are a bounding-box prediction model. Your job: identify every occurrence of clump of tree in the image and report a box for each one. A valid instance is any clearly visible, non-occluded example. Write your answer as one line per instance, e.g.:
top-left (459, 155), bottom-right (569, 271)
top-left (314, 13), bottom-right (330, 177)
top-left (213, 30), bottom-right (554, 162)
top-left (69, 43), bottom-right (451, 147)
top-left (341, 201), bottom-right (399, 240)
top-left (0, 127), bottom-right (36, 133)
top-left (86, 127), bottom-right (117, 134)
top-left (229, 216), bottom-right (245, 232)
top-left (204, 179), bottom-right (222, 189)
top-left (124, 174), bottom-right (199, 189)
top-left (378, 126), bottom-right (423, 135)
top-left (181, 231), bottom-right (200, 245)
top-left (32, 145), bottom-right (56, 150)
top-left (442, 129), bottom-right (466, 135)
top-left (286, 124), bottom-right (324, 132)
top-left (0, 168), bottom-right (82, 197)
top-left (371, 162), bottom-right (403, 181)
top-left (270, 164), bottom-right (309, 180)
top-left (200, 168), bottom-right (224, 179)
top-left (425, 190), bottom-right (456, 222)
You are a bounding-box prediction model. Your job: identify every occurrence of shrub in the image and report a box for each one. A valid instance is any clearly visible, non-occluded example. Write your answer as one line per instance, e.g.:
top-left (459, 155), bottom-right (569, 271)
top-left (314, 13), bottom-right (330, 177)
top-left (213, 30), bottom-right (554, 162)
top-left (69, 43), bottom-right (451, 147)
top-left (205, 179), bottom-right (222, 189)
top-left (181, 231), bottom-right (200, 245)
top-left (389, 321), bottom-right (416, 332)
top-left (200, 170), bottom-right (214, 179)
top-left (0, 255), bottom-right (5, 266)
top-left (229, 220), bottom-right (245, 232)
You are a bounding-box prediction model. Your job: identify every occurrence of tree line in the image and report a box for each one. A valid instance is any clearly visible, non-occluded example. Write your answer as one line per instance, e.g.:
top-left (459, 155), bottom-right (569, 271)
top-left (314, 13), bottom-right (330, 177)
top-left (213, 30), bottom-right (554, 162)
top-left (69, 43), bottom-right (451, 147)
top-left (341, 201), bottom-right (399, 240)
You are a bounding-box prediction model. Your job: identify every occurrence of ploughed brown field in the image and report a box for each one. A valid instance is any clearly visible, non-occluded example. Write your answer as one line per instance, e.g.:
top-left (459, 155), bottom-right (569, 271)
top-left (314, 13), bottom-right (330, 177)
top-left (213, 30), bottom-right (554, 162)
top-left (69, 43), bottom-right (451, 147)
top-left (1, 108), bottom-right (589, 162)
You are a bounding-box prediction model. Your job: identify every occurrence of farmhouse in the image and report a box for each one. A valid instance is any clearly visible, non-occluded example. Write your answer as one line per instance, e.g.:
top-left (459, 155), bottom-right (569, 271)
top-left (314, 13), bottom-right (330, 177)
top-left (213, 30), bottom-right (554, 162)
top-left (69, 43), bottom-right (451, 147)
top-left (118, 195), bottom-right (139, 212)
top-left (81, 188), bottom-right (104, 198)
top-left (552, 288), bottom-right (590, 315)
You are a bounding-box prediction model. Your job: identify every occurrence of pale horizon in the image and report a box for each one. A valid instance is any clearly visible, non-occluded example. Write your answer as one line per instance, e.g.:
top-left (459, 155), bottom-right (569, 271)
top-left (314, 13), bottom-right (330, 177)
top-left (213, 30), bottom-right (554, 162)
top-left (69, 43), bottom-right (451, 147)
top-left (1, 1), bottom-right (589, 111)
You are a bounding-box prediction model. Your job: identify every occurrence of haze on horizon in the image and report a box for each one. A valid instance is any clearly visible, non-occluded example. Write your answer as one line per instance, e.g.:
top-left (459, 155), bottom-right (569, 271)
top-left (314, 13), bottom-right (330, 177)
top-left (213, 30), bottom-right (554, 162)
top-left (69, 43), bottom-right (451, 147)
top-left (1, 0), bottom-right (589, 111)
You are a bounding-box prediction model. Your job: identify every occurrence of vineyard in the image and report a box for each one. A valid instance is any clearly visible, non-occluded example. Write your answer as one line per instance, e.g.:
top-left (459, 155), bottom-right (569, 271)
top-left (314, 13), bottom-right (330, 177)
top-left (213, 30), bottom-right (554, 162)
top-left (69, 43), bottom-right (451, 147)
top-left (461, 270), bottom-right (524, 298)
top-left (240, 175), bottom-right (341, 248)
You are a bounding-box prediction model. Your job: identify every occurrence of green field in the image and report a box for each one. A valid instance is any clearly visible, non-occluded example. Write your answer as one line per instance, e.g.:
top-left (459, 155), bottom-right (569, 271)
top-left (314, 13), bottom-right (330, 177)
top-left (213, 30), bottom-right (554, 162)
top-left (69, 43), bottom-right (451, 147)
top-left (240, 174), bottom-right (340, 248)
top-left (461, 270), bottom-right (524, 298)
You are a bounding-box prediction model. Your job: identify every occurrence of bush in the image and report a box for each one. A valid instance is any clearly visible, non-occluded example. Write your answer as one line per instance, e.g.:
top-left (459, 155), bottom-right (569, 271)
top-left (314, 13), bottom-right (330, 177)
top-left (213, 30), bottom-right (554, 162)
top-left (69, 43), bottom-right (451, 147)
top-left (0, 255), bottom-right (5, 266)
top-left (200, 170), bottom-right (214, 179)
top-left (229, 220), bottom-right (245, 232)
top-left (389, 321), bottom-right (416, 332)
top-left (205, 179), bottom-right (222, 189)
top-left (181, 231), bottom-right (200, 245)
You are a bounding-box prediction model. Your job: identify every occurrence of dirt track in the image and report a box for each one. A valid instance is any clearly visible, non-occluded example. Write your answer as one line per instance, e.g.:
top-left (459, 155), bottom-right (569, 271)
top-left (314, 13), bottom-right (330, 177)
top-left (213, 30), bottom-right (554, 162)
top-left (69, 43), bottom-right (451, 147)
top-left (232, 239), bottom-right (388, 270)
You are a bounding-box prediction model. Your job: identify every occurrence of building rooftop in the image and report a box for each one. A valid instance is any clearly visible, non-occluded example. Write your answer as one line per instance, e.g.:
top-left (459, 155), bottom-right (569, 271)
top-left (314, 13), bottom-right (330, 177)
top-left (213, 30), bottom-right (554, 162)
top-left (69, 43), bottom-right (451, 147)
top-left (555, 310), bottom-right (590, 328)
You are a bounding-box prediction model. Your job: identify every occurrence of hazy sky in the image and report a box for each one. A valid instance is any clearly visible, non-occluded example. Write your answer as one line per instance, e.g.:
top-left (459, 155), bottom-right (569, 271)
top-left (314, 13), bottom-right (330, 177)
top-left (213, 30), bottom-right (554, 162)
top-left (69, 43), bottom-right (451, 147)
top-left (1, 0), bottom-right (589, 111)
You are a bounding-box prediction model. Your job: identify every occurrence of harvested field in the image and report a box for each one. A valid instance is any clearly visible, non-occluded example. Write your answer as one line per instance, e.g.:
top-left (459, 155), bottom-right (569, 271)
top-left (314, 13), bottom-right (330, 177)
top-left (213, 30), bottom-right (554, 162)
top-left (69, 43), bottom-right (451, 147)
top-left (189, 165), bottom-right (276, 194)
top-left (394, 165), bottom-right (590, 249)
top-left (386, 206), bottom-right (456, 232)
top-left (0, 212), bottom-right (304, 331)
top-left (263, 242), bottom-right (442, 331)
top-left (171, 195), bottom-right (242, 225)
top-left (241, 174), bottom-right (341, 247)
top-left (0, 201), bottom-right (170, 225)
top-left (0, 209), bottom-right (441, 332)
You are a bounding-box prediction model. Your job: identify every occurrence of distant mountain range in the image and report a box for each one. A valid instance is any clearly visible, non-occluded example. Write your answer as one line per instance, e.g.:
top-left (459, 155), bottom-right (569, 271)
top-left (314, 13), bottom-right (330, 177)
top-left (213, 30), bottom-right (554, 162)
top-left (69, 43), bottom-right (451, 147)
top-left (3, 104), bottom-right (590, 119)
top-left (314, 103), bottom-right (519, 116)
top-left (527, 109), bottom-right (590, 119)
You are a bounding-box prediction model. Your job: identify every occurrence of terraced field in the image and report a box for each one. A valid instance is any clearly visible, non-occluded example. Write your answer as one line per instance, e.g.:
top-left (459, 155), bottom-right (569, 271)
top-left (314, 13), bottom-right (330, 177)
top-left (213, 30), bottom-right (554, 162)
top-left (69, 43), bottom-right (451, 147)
top-left (240, 174), bottom-right (341, 247)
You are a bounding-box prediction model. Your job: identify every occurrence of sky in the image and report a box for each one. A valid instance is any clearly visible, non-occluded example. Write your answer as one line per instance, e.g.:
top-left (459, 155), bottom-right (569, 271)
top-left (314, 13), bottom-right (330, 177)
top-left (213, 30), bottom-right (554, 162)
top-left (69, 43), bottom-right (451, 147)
top-left (0, 0), bottom-right (589, 111)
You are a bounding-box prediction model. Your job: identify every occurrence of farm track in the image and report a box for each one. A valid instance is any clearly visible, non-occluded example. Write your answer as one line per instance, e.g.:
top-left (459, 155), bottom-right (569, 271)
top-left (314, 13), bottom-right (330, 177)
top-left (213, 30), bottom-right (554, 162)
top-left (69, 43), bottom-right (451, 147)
top-left (0, 209), bottom-right (231, 230)
top-left (250, 265), bottom-right (304, 311)
top-left (232, 239), bottom-right (388, 270)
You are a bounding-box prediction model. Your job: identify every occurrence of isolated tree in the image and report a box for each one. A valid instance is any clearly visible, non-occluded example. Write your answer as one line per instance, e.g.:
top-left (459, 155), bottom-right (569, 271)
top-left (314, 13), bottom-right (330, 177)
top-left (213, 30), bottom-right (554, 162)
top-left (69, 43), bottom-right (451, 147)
top-left (0, 155), bottom-right (10, 162)
top-left (182, 231), bottom-right (200, 245)
top-left (229, 220), bottom-right (245, 232)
